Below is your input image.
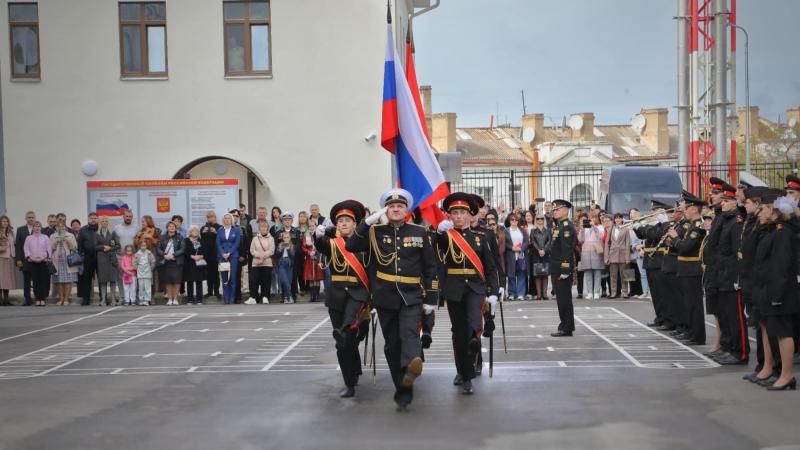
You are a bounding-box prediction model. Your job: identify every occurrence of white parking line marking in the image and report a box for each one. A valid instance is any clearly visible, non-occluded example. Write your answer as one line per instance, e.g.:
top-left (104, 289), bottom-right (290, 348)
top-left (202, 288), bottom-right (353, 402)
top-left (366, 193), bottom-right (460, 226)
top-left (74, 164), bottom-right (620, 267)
top-left (0, 307), bottom-right (122, 343)
top-left (211, 352), bottom-right (221, 357)
top-left (143, 353), bottom-right (155, 358)
top-left (558, 361), bottom-right (567, 367)
top-left (261, 317), bottom-right (329, 371)
top-left (546, 346), bottom-right (554, 352)
top-left (187, 367), bottom-right (198, 372)
top-left (236, 338), bottom-right (245, 342)
top-left (111, 368), bottom-right (123, 374)
top-left (174, 339), bottom-right (185, 343)
top-left (255, 328), bottom-right (263, 331)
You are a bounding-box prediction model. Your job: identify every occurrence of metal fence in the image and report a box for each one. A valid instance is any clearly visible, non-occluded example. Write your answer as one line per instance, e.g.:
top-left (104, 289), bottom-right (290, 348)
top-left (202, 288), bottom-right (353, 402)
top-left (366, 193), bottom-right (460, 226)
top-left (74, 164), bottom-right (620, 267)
top-left (453, 161), bottom-right (798, 211)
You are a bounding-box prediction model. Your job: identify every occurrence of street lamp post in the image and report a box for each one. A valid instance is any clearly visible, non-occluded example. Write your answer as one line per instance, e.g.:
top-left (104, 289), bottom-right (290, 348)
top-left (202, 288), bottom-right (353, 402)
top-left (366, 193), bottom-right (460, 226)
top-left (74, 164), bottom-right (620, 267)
top-left (730, 23), bottom-right (751, 172)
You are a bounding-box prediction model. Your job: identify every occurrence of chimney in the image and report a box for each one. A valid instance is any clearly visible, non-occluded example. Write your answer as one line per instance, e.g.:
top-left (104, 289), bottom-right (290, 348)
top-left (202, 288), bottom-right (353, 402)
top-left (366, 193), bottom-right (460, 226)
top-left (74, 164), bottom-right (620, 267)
top-left (787, 107), bottom-right (800, 127)
top-left (432, 113), bottom-right (457, 152)
top-left (737, 106), bottom-right (760, 140)
top-left (640, 108), bottom-right (669, 155)
top-left (420, 85), bottom-right (433, 137)
top-left (570, 112), bottom-right (595, 141)
top-left (521, 114), bottom-right (545, 146)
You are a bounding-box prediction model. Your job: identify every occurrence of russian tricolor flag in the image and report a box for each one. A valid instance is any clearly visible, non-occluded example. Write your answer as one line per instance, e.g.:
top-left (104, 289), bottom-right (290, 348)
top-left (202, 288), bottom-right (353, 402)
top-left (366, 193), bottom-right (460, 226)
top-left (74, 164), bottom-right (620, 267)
top-left (381, 15), bottom-right (448, 227)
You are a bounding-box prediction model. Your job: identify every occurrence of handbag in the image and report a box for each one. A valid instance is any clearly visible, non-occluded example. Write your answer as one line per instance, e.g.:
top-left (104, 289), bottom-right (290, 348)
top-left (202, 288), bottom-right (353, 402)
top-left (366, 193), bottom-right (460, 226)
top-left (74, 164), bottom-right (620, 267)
top-left (622, 267), bottom-right (637, 282)
top-left (218, 261), bottom-right (231, 272)
top-left (533, 262), bottom-right (549, 276)
top-left (67, 252), bottom-right (84, 267)
top-left (514, 254), bottom-right (527, 272)
top-left (195, 258), bottom-right (207, 267)
top-left (47, 260), bottom-right (57, 275)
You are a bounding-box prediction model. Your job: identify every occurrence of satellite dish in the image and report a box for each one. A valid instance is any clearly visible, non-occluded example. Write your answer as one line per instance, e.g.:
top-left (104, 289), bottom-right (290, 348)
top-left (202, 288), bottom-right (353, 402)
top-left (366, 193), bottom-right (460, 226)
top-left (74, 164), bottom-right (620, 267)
top-left (522, 127), bottom-right (536, 143)
top-left (568, 114), bottom-right (584, 131)
top-left (631, 114), bottom-right (646, 134)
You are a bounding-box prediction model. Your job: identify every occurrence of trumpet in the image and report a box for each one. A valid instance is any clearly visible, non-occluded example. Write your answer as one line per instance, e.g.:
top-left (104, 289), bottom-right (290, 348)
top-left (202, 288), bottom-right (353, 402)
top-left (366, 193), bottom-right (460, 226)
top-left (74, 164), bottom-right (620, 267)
top-left (619, 208), bottom-right (676, 228)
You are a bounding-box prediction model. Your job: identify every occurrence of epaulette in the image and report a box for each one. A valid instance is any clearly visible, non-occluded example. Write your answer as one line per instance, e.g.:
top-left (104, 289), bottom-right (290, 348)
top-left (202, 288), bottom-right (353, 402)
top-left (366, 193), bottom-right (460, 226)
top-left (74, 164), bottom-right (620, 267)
top-left (405, 223), bottom-right (426, 229)
top-left (472, 229), bottom-right (486, 236)
top-left (562, 220), bottom-right (570, 227)
top-left (694, 220), bottom-right (703, 227)
top-left (776, 223), bottom-right (783, 231)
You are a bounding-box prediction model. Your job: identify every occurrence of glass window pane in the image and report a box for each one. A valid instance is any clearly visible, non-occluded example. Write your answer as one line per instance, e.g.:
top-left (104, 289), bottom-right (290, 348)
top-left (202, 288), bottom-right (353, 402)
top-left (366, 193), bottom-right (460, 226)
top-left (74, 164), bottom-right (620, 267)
top-left (225, 24), bottom-right (245, 72)
top-left (223, 2), bottom-right (244, 20)
top-left (122, 25), bottom-right (142, 72)
top-left (250, 25), bottom-right (269, 71)
top-left (144, 3), bottom-right (166, 20)
top-left (9, 3), bottom-right (38, 22)
top-left (147, 26), bottom-right (166, 72)
top-left (10, 26), bottom-right (39, 75)
top-left (248, 2), bottom-right (269, 20)
top-left (119, 3), bottom-right (141, 21)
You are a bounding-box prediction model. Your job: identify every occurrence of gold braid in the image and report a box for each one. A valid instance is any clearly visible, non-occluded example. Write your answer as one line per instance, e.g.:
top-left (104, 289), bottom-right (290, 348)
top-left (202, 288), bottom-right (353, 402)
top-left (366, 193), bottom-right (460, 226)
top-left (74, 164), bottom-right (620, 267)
top-left (368, 225), bottom-right (396, 266)
top-left (329, 240), bottom-right (349, 273)
top-left (445, 232), bottom-right (466, 264)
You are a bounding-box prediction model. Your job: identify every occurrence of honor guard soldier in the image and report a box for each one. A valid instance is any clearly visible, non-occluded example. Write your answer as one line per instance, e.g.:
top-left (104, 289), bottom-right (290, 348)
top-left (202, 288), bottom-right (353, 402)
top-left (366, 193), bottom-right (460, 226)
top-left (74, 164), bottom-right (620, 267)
top-left (346, 189), bottom-right (439, 409)
top-left (436, 193), bottom-right (499, 395)
top-left (709, 182), bottom-right (750, 364)
top-left (549, 199), bottom-right (577, 337)
top-left (661, 202), bottom-right (688, 340)
top-left (701, 177), bottom-right (726, 349)
top-left (411, 208), bottom-right (439, 350)
top-left (314, 201), bottom-right (369, 398)
top-left (633, 200), bottom-right (671, 329)
top-left (667, 193), bottom-right (707, 345)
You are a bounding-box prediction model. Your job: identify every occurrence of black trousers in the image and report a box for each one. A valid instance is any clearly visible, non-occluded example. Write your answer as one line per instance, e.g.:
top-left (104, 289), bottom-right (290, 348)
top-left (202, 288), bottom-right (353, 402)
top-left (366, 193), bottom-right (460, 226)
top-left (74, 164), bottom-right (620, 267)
top-left (447, 292), bottom-right (484, 381)
top-left (250, 266), bottom-right (273, 303)
top-left (377, 304), bottom-right (423, 390)
top-left (21, 269), bottom-right (32, 304)
top-left (30, 262), bottom-right (50, 300)
top-left (551, 274), bottom-right (574, 332)
top-left (421, 310), bottom-right (435, 336)
top-left (329, 300), bottom-right (364, 387)
top-left (576, 270), bottom-right (584, 296)
top-left (646, 269), bottom-right (666, 325)
top-left (719, 290), bottom-right (749, 360)
top-left (678, 276), bottom-right (705, 343)
top-left (206, 262), bottom-right (220, 296)
top-left (660, 272), bottom-right (680, 329)
top-left (79, 260), bottom-right (97, 305)
top-left (186, 280), bottom-right (203, 302)
top-left (234, 258), bottom-right (244, 302)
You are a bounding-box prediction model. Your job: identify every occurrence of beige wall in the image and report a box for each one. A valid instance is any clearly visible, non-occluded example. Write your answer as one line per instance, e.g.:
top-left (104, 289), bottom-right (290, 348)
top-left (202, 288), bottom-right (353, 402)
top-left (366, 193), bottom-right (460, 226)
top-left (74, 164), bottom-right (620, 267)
top-left (1, 0), bottom-right (403, 221)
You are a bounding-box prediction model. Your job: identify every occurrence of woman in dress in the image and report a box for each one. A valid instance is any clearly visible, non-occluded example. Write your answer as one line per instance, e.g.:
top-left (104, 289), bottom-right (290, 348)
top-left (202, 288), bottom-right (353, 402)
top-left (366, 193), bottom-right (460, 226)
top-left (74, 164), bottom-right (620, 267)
top-left (50, 219), bottom-right (79, 305)
top-left (183, 226), bottom-right (207, 305)
top-left (302, 218), bottom-right (324, 302)
top-left (530, 214), bottom-right (552, 300)
top-left (95, 217), bottom-right (121, 306)
top-left (157, 221), bottom-right (185, 306)
top-left (0, 216), bottom-right (16, 305)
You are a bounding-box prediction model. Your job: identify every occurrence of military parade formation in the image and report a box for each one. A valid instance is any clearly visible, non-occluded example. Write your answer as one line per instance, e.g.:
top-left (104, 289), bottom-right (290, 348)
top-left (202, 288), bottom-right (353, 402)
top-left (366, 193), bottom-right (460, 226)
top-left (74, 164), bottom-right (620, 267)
top-left (315, 174), bottom-right (799, 409)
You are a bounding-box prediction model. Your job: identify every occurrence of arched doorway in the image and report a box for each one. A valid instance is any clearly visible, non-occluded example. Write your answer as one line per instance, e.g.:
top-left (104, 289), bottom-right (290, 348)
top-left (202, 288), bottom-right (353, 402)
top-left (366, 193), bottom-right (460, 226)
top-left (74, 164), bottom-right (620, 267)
top-left (569, 183), bottom-right (592, 213)
top-left (174, 156), bottom-right (267, 218)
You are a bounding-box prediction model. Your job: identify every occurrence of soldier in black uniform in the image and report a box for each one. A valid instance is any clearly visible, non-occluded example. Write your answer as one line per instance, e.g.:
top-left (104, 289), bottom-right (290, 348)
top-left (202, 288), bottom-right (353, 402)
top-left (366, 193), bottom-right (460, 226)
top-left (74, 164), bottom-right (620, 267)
top-left (549, 199), bottom-right (577, 337)
top-left (314, 200), bottom-right (369, 398)
top-left (710, 182), bottom-right (750, 364)
top-left (633, 200), bottom-right (671, 329)
top-left (701, 178), bottom-right (726, 352)
top-left (667, 193), bottom-right (707, 345)
top-left (661, 204), bottom-right (688, 339)
top-left (346, 189), bottom-right (439, 409)
top-left (435, 193), bottom-right (499, 395)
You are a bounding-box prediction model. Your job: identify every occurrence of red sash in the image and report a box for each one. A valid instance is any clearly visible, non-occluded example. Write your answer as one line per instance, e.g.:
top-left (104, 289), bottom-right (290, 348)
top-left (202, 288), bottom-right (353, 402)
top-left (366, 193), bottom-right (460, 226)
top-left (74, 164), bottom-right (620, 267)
top-left (333, 237), bottom-right (369, 290)
top-left (448, 229), bottom-right (485, 280)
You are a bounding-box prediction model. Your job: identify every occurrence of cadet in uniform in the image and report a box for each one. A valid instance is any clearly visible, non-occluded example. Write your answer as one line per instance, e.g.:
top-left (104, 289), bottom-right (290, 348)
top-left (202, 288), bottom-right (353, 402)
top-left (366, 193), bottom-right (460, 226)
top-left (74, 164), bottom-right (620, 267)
top-left (436, 193), bottom-right (499, 395)
top-left (346, 189), bottom-right (439, 409)
top-left (667, 193), bottom-right (707, 345)
top-left (314, 201), bottom-right (369, 398)
top-left (661, 203), bottom-right (687, 339)
top-left (702, 177), bottom-right (726, 352)
top-left (549, 199), bottom-right (576, 337)
top-left (634, 200), bottom-right (671, 329)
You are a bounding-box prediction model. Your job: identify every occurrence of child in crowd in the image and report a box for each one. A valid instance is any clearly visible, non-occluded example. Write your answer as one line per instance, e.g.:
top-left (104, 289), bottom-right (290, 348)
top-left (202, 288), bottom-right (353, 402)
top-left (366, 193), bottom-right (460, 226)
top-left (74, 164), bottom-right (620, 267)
top-left (119, 245), bottom-right (137, 306)
top-left (277, 231), bottom-right (295, 304)
top-left (134, 240), bottom-right (156, 306)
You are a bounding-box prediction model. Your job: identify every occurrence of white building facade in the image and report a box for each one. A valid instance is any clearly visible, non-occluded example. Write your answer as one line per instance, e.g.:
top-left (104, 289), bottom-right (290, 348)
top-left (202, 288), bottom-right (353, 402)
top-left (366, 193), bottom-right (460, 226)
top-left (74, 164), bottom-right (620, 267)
top-left (0, 0), bottom-right (427, 221)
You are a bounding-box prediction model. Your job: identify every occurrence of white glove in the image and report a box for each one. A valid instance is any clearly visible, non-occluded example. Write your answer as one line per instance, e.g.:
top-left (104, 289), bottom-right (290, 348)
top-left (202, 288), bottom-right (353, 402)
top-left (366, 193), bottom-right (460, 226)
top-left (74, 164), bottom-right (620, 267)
top-left (314, 225), bottom-right (327, 238)
top-left (488, 295), bottom-right (498, 315)
top-left (656, 213), bottom-right (669, 224)
top-left (365, 206), bottom-right (388, 226)
top-left (498, 287), bottom-right (505, 300)
top-left (437, 220), bottom-right (454, 234)
top-left (559, 274), bottom-right (570, 280)
top-left (423, 304), bottom-right (435, 315)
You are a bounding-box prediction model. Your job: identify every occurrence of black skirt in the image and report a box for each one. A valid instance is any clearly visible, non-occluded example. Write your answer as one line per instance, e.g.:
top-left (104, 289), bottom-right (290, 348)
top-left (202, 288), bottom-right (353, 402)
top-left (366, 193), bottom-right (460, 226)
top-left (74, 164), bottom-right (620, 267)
top-left (765, 314), bottom-right (795, 338)
top-left (161, 261), bottom-right (183, 284)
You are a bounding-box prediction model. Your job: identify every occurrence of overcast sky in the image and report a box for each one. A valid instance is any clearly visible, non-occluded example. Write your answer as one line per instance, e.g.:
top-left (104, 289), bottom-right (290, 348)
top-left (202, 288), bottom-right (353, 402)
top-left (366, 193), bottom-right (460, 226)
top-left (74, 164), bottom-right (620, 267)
top-left (412, 0), bottom-right (800, 128)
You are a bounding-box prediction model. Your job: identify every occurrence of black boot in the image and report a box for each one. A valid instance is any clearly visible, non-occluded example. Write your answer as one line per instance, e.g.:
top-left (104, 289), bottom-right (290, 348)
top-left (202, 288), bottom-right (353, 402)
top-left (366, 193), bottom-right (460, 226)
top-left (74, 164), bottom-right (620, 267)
top-left (339, 386), bottom-right (355, 398)
top-left (462, 379), bottom-right (474, 395)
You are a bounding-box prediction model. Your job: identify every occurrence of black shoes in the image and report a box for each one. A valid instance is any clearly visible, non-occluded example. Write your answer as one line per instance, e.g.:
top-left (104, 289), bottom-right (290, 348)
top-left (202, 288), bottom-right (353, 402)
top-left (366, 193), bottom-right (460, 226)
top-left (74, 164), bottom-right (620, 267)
top-left (394, 386), bottom-right (413, 410)
top-left (339, 386), bottom-right (355, 398)
top-left (550, 330), bottom-right (573, 337)
top-left (756, 375), bottom-right (778, 387)
top-left (767, 377), bottom-right (797, 391)
top-left (715, 353), bottom-right (748, 365)
top-left (462, 379), bottom-right (474, 395)
top-left (421, 334), bottom-right (432, 349)
top-left (646, 321), bottom-right (660, 328)
top-left (453, 374), bottom-right (463, 386)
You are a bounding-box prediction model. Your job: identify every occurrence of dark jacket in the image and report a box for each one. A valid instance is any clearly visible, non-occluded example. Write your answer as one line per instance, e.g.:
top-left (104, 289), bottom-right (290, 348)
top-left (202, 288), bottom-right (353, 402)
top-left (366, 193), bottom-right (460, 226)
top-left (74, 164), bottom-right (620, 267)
top-left (437, 228), bottom-right (499, 301)
top-left (636, 221), bottom-right (665, 270)
top-left (157, 233), bottom-right (186, 265)
top-left (183, 237), bottom-right (208, 281)
top-left (347, 221), bottom-right (438, 310)
top-left (530, 226), bottom-right (551, 264)
top-left (315, 233), bottom-right (369, 309)
top-left (14, 224), bottom-right (32, 267)
top-left (737, 214), bottom-right (760, 297)
top-left (503, 226), bottom-right (529, 276)
top-left (714, 210), bottom-right (740, 292)
top-left (754, 220), bottom-right (799, 317)
top-left (701, 205), bottom-right (725, 289)
top-left (549, 219), bottom-right (576, 275)
top-left (672, 218), bottom-right (706, 278)
top-left (200, 222), bottom-right (222, 262)
top-left (77, 224), bottom-right (99, 262)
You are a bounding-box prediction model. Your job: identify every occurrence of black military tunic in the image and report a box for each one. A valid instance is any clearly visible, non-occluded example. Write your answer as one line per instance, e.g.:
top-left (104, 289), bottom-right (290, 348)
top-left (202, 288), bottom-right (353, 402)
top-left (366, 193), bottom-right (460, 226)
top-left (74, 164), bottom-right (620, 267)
top-left (316, 232), bottom-right (368, 389)
top-left (549, 219), bottom-right (577, 333)
top-left (347, 220), bottom-right (438, 390)
top-left (672, 217), bottom-right (706, 344)
top-left (661, 219), bottom-right (687, 333)
top-left (438, 227), bottom-right (499, 381)
top-left (636, 221), bottom-right (668, 327)
top-left (715, 209), bottom-right (749, 361)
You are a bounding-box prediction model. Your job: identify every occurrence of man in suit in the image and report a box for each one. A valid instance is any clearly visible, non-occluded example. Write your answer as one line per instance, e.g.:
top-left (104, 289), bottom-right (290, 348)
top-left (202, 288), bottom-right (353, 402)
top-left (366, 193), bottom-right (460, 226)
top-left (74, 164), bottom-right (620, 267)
top-left (77, 213), bottom-right (100, 306)
top-left (549, 199), bottom-right (577, 337)
top-left (15, 211), bottom-right (37, 306)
